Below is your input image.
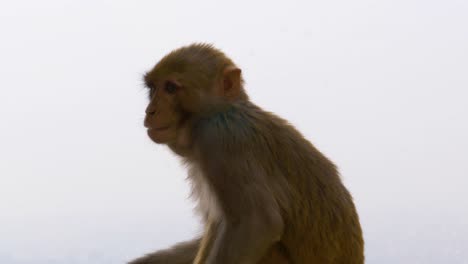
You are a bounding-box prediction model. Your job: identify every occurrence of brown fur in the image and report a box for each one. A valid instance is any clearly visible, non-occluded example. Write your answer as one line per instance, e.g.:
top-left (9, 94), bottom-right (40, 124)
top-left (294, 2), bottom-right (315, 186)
top-left (130, 43), bottom-right (364, 264)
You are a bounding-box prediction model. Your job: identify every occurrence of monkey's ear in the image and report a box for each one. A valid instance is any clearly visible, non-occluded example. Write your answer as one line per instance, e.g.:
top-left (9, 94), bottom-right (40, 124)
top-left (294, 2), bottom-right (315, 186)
top-left (221, 66), bottom-right (242, 100)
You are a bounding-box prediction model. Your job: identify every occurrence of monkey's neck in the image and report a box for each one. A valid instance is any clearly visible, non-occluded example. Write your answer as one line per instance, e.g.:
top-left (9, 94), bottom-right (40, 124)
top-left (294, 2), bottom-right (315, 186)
top-left (168, 101), bottom-right (248, 158)
top-left (168, 143), bottom-right (192, 158)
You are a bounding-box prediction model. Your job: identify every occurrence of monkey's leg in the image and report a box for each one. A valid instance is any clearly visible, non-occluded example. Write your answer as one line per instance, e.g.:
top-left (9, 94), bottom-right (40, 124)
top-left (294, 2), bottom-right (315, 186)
top-left (128, 238), bottom-right (201, 264)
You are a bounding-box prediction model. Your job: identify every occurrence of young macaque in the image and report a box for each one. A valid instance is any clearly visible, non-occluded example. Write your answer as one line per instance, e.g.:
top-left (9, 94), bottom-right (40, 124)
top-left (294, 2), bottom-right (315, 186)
top-left (129, 43), bottom-right (364, 264)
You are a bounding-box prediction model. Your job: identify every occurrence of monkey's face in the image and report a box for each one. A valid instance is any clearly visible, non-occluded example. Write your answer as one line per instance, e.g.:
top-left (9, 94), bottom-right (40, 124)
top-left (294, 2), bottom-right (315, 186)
top-left (143, 64), bottom-right (219, 145)
top-left (144, 77), bottom-right (186, 144)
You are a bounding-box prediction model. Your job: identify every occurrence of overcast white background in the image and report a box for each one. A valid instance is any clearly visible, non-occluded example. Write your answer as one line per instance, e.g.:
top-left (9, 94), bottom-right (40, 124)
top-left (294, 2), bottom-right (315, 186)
top-left (0, 0), bottom-right (467, 263)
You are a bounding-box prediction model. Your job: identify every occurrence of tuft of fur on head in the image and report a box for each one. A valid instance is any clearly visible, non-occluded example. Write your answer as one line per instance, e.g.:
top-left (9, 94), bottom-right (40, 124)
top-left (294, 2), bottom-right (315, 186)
top-left (159, 43), bottom-right (235, 74)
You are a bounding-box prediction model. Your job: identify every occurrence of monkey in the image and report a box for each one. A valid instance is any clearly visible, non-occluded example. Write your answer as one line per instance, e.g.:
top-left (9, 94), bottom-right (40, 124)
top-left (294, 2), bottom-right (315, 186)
top-left (129, 43), bottom-right (364, 264)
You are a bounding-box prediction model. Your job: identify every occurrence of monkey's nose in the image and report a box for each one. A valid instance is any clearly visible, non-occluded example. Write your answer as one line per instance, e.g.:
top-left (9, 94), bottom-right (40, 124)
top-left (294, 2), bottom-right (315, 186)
top-left (145, 107), bottom-right (156, 115)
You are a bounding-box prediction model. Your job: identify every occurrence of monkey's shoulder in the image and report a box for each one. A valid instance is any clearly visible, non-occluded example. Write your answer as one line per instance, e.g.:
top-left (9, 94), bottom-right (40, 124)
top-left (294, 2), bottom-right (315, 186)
top-left (193, 104), bottom-right (267, 150)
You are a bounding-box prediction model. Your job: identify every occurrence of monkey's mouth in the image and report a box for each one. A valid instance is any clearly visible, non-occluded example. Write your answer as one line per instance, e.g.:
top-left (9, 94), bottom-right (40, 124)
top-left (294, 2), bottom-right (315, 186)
top-left (153, 126), bottom-right (170, 131)
top-left (148, 126), bottom-right (171, 132)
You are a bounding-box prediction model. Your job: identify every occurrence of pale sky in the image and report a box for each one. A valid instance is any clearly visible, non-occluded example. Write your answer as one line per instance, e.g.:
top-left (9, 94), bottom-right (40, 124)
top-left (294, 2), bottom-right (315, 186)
top-left (0, 1), bottom-right (467, 263)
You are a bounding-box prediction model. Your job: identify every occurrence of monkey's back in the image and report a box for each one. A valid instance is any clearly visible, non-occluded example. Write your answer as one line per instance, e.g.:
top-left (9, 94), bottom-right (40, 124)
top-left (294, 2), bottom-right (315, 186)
top-left (233, 102), bottom-right (365, 264)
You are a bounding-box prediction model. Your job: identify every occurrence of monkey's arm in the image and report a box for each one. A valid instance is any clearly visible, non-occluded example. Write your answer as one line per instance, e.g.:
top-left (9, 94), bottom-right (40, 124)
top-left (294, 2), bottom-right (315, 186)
top-left (193, 221), bottom-right (218, 264)
top-left (195, 119), bottom-right (285, 264)
top-left (202, 165), bottom-right (284, 264)
top-left (205, 210), bottom-right (283, 264)
top-left (128, 238), bottom-right (200, 264)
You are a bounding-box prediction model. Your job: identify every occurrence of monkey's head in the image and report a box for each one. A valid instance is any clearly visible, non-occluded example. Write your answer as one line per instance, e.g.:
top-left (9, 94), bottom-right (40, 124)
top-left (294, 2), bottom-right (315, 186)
top-left (143, 43), bottom-right (247, 149)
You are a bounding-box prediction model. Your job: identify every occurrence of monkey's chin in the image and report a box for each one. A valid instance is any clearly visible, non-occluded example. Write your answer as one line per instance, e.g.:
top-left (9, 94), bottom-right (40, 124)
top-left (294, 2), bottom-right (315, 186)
top-left (147, 128), bottom-right (174, 144)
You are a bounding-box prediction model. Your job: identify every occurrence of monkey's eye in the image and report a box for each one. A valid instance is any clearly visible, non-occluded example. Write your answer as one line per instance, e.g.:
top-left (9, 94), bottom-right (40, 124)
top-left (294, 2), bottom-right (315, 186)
top-left (164, 81), bottom-right (178, 94)
top-left (148, 88), bottom-right (155, 98)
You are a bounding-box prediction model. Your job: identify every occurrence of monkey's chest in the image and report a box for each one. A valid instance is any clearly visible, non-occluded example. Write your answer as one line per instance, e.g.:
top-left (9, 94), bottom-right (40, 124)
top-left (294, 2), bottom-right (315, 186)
top-left (188, 165), bottom-right (222, 222)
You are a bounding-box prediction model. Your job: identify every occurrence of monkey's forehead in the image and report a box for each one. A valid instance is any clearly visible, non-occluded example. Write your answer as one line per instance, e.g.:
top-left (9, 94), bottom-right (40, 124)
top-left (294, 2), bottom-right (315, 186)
top-left (144, 60), bottom-right (221, 86)
top-left (143, 63), bottom-right (186, 87)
